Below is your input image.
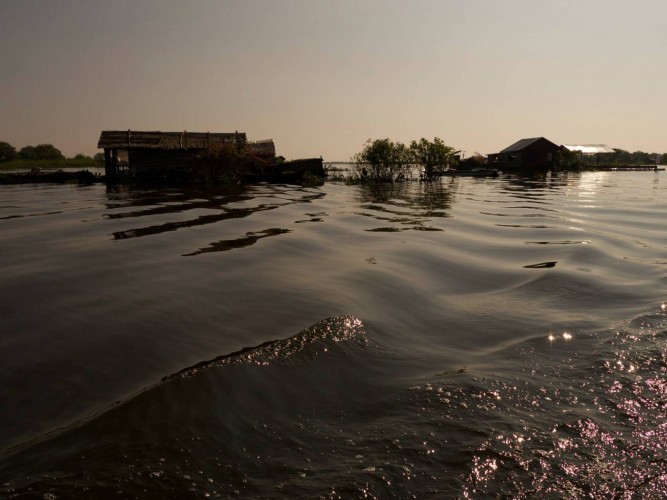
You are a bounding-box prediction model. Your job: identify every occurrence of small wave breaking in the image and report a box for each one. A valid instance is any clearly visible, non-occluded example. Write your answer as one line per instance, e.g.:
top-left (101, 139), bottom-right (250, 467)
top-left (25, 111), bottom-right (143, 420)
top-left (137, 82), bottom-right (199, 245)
top-left (164, 315), bottom-right (367, 381)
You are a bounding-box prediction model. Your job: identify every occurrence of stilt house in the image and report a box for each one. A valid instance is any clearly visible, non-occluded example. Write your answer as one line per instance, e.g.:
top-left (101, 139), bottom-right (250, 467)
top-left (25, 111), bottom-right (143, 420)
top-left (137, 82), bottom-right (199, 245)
top-left (97, 130), bottom-right (276, 179)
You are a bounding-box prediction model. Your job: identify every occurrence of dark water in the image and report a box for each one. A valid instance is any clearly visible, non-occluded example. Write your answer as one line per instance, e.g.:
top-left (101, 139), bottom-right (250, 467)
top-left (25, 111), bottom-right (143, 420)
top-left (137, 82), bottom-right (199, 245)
top-left (1, 171), bottom-right (666, 498)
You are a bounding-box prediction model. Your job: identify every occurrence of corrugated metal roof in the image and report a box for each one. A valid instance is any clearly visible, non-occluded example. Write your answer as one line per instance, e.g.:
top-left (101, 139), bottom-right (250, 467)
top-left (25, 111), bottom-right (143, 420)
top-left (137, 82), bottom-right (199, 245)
top-left (499, 137), bottom-right (544, 153)
top-left (97, 130), bottom-right (246, 150)
top-left (563, 144), bottom-right (615, 154)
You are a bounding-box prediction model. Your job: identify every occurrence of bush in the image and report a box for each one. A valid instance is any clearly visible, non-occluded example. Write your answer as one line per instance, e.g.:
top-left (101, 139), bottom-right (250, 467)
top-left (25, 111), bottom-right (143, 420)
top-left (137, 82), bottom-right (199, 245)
top-left (409, 137), bottom-right (457, 180)
top-left (351, 139), bottom-right (411, 182)
top-left (351, 137), bottom-right (459, 182)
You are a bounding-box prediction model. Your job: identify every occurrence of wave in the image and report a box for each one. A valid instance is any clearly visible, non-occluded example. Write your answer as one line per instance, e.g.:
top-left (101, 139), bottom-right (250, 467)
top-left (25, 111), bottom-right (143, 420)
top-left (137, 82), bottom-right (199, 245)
top-left (1, 316), bottom-right (370, 458)
top-left (3, 305), bottom-right (667, 498)
top-left (163, 315), bottom-right (368, 380)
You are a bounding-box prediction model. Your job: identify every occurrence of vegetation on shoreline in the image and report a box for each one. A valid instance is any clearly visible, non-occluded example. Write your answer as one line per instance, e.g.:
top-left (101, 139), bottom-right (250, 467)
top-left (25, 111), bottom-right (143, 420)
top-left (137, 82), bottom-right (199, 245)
top-left (606, 149), bottom-right (665, 166)
top-left (0, 158), bottom-right (103, 171)
top-left (557, 148), bottom-right (666, 170)
top-left (0, 141), bottom-right (102, 170)
top-left (2, 138), bottom-right (665, 179)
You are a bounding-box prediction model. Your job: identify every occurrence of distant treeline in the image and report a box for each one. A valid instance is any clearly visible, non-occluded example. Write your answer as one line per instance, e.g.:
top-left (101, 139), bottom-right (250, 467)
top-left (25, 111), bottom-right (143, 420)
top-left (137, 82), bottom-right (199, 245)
top-left (557, 148), bottom-right (667, 170)
top-left (0, 141), bottom-right (103, 169)
top-left (604, 149), bottom-right (665, 166)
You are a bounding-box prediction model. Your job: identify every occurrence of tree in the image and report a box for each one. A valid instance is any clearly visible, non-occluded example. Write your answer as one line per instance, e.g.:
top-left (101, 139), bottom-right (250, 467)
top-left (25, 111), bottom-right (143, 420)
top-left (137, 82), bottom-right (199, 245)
top-left (0, 141), bottom-right (18, 162)
top-left (459, 153), bottom-right (488, 170)
top-left (555, 148), bottom-right (580, 170)
top-left (93, 152), bottom-right (105, 165)
top-left (409, 137), bottom-right (457, 180)
top-left (19, 144), bottom-right (64, 160)
top-left (19, 146), bottom-right (36, 160)
top-left (630, 150), bottom-right (652, 165)
top-left (352, 138), bottom-right (411, 182)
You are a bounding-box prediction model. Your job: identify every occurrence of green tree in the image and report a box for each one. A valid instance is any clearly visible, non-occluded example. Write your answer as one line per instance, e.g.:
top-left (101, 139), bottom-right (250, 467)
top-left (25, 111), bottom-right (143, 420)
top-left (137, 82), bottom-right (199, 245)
top-left (18, 146), bottom-right (36, 160)
top-left (630, 150), bottom-right (652, 165)
top-left (409, 137), bottom-right (457, 180)
top-left (352, 138), bottom-right (411, 182)
top-left (555, 148), bottom-right (580, 170)
top-left (610, 148), bottom-right (634, 165)
top-left (459, 153), bottom-right (488, 170)
top-left (19, 144), bottom-right (64, 160)
top-left (0, 141), bottom-right (18, 162)
top-left (93, 152), bottom-right (105, 165)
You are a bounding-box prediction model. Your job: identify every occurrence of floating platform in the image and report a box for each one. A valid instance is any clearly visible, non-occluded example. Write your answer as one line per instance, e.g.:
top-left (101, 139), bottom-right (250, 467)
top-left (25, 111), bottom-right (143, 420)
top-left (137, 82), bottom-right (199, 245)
top-left (596, 165), bottom-right (664, 171)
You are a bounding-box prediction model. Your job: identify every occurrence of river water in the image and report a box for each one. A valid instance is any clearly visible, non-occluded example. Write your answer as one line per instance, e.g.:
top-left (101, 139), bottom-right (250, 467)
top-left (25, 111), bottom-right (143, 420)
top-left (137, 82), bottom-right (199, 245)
top-left (1, 171), bottom-right (666, 498)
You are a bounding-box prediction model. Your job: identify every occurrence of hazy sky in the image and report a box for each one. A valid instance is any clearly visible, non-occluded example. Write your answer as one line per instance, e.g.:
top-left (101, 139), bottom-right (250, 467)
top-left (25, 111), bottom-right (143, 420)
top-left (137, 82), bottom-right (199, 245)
top-left (2, 0), bottom-right (666, 160)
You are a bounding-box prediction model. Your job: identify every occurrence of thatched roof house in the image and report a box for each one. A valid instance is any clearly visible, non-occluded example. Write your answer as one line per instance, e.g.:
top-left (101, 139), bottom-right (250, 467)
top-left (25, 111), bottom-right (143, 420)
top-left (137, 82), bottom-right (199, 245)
top-left (98, 130), bottom-right (275, 179)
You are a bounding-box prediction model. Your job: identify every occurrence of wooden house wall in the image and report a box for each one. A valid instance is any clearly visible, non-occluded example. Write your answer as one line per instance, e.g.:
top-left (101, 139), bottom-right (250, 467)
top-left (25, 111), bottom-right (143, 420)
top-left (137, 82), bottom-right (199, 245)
top-left (127, 149), bottom-right (199, 178)
top-left (498, 152), bottom-right (523, 169)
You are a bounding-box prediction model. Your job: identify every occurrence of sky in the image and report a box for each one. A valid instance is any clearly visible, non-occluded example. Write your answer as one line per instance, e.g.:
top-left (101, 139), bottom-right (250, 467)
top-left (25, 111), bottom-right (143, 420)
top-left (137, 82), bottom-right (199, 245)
top-left (1, 0), bottom-right (666, 160)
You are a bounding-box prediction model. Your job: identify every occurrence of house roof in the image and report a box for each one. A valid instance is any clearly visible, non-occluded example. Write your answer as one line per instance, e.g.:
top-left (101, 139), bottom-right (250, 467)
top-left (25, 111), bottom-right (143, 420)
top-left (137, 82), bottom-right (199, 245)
top-left (246, 139), bottom-right (275, 156)
top-left (499, 137), bottom-right (556, 153)
top-left (562, 144), bottom-right (615, 154)
top-left (97, 130), bottom-right (247, 150)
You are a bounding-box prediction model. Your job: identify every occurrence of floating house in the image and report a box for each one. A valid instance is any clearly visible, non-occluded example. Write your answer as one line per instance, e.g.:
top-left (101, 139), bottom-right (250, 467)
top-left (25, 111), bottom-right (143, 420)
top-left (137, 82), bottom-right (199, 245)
top-left (488, 137), bottom-right (563, 170)
top-left (97, 130), bottom-right (275, 179)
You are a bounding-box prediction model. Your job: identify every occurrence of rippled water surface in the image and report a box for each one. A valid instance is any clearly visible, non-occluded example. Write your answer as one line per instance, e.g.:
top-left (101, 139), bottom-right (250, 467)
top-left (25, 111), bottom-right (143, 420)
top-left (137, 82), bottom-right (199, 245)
top-left (1, 171), bottom-right (666, 498)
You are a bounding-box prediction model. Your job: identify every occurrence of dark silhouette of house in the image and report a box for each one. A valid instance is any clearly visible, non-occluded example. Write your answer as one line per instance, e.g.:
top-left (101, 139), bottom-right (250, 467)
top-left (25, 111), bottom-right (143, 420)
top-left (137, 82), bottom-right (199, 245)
top-left (97, 130), bottom-right (275, 179)
top-left (488, 137), bottom-right (563, 170)
top-left (97, 130), bottom-right (326, 183)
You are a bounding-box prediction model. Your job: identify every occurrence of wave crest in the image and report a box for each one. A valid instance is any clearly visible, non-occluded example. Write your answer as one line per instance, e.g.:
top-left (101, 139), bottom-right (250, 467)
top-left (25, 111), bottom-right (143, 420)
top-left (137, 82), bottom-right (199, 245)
top-left (164, 315), bottom-right (366, 381)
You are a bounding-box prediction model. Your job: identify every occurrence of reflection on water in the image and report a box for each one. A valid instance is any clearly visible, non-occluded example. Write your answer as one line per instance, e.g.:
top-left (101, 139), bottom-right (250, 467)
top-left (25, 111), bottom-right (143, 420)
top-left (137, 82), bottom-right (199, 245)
top-left (111, 208), bottom-right (277, 240)
top-left (526, 239), bottom-right (591, 245)
top-left (183, 228), bottom-right (292, 256)
top-left (523, 261), bottom-right (558, 268)
top-left (105, 185), bottom-right (326, 258)
top-left (1, 172), bottom-right (666, 497)
top-left (355, 181), bottom-right (455, 232)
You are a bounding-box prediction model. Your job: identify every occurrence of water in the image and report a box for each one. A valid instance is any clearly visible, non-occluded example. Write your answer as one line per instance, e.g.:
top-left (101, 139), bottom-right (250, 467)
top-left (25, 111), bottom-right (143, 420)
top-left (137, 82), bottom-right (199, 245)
top-left (1, 171), bottom-right (666, 498)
